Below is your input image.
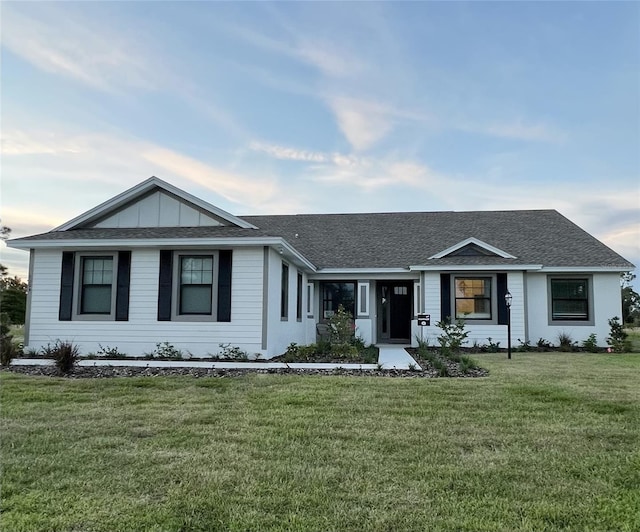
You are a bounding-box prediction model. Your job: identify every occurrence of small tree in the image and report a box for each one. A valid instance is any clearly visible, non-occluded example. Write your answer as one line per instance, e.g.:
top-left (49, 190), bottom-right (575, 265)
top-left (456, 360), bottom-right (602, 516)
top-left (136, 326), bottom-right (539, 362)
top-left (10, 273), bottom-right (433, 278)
top-left (606, 317), bottom-right (631, 353)
top-left (327, 305), bottom-right (355, 345)
top-left (436, 317), bottom-right (469, 356)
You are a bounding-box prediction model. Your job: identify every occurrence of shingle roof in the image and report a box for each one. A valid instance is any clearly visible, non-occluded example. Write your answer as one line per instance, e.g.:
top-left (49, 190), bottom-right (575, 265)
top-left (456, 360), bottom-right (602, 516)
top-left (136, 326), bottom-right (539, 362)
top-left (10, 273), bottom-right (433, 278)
top-left (10, 210), bottom-right (634, 270)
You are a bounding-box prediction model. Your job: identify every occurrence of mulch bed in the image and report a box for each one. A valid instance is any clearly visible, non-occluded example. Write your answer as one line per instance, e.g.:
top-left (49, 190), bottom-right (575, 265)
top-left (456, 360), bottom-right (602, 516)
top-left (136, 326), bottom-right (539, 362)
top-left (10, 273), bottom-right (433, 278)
top-left (3, 362), bottom-right (487, 379)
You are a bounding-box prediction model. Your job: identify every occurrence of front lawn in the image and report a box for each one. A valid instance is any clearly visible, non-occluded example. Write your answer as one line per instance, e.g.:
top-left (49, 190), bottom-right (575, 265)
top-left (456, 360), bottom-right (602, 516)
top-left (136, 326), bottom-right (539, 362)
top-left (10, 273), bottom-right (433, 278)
top-left (1, 353), bottom-right (639, 531)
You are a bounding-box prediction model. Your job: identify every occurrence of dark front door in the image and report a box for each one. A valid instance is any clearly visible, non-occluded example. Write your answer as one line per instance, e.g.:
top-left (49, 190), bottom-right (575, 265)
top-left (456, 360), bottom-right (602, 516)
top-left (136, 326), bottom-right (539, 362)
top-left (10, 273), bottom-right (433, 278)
top-left (377, 282), bottom-right (413, 342)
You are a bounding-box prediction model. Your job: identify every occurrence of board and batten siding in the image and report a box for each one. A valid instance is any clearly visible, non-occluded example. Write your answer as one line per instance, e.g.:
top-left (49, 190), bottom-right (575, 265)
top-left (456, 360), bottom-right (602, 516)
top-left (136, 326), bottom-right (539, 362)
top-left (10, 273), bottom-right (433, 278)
top-left (26, 247), bottom-right (265, 357)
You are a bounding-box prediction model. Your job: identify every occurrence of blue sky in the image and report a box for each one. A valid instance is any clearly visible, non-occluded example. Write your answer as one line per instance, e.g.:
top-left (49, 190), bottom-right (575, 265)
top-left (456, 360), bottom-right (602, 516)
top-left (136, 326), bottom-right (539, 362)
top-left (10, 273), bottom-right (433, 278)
top-left (1, 1), bottom-right (638, 280)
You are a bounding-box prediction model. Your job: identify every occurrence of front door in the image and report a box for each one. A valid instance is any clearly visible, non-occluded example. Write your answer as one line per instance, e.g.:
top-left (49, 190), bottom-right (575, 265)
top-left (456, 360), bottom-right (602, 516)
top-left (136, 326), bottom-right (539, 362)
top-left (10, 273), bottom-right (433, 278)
top-left (377, 282), bottom-right (413, 343)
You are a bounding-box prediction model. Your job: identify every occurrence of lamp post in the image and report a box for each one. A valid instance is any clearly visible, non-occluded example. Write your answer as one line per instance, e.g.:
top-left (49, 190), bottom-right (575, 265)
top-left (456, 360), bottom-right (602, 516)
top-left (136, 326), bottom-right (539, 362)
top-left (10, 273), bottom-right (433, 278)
top-left (505, 291), bottom-right (512, 360)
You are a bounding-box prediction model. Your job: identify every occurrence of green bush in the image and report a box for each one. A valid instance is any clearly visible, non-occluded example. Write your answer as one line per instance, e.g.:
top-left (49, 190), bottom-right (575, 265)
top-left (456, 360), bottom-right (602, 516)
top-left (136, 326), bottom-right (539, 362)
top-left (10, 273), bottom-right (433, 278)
top-left (1, 334), bottom-right (20, 367)
top-left (582, 333), bottom-right (599, 353)
top-left (436, 318), bottom-right (469, 356)
top-left (327, 305), bottom-right (355, 345)
top-left (42, 340), bottom-right (79, 374)
top-left (606, 317), bottom-right (631, 353)
top-left (557, 331), bottom-right (576, 352)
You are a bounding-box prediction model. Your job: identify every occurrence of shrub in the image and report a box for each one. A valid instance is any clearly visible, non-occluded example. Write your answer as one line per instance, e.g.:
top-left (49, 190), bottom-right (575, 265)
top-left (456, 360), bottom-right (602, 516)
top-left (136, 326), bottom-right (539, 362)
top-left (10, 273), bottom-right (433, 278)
top-left (516, 338), bottom-right (532, 352)
top-left (582, 333), bottom-right (599, 353)
top-left (436, 318), bottom-right (469, 356)
top-left (484, 337), bottom-right (501, 353)
top-left (537, 338), bottom-right (554, 350)
top-left (606, 317), bottom-right (631, 353)
top-left (97, 344), bottom-right (126, 358)
top-left (218, 343), bottom-right (248, 360)
top-left (43, 340), bottom-right (79, 373)
top-left (557, 331), bottom-right (576, 352)
top-left (1, 334), bottom-right (20, 367)
top-left (327, 305), bottom-right (355, 345)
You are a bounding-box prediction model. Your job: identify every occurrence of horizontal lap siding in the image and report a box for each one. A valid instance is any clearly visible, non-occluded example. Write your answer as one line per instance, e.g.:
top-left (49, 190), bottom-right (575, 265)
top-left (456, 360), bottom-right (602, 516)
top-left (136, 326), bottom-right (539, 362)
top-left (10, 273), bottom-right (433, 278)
top-left (27, 248), bottom-right (264, 357)
top-left (416, 271), bottom-right (525, 346)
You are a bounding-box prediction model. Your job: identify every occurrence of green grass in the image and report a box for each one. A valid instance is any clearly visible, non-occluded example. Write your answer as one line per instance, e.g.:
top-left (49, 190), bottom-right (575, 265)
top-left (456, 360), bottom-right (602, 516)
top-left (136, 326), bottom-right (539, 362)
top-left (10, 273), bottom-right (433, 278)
top-left (2, 353), bottom-right (639, 531)
top-left (626, 328), bottom-right (640, 352)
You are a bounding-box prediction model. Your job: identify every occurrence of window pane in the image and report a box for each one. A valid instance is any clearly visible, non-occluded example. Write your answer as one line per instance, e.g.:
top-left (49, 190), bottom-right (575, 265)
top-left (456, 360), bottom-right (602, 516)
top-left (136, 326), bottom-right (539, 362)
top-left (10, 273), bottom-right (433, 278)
top-left (181, 256), bottom-right (213, 284)
top-left (82, 285), bottom-right (112, 314)
top-left (81, 257), bottom-right (113, 314)
top-left (455, 278), bottom-right (492, 319)
top-left (551, 279), bottom-right (589, 320)
top-left (322, 282), bottom-right (355, 318)
top-left (179, 255), bottom-right (214, 315)
top-left (180, 285), bottom-right (212, 314)
top-left (83, 257), bottom-right (113, 285)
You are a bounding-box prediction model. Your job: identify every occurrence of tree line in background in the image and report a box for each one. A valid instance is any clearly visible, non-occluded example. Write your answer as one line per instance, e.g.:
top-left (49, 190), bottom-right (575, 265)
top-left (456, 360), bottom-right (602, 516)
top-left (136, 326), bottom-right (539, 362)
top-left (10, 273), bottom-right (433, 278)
top-left (1, 224), bottom-right (28, 334)
top-left (0, 222), bottom-right (638, 331)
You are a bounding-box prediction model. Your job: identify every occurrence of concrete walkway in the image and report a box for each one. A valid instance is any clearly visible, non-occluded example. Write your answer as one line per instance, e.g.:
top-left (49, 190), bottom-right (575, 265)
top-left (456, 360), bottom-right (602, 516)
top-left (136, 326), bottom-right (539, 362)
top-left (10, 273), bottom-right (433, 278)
top-left (376, 345), bottom-right (422, 370)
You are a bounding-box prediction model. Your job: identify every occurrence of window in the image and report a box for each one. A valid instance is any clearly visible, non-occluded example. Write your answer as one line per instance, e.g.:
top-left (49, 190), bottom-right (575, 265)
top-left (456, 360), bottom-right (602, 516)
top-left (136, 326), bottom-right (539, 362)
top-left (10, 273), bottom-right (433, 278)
top-left (321, 282), bottom-right (355, 319)
top-left (179, 255), bottom-right (213, 315)
top-left (358, 282), bottom-right (370, 316)
top-left (80, 256), bottom-right (114, 314)
top-left (455, 277), bottom-right (492, 319)
top-left (281, 263), bottom-right (289, 320)
top-left (158, 250), bottom-right (232, 322)
top-left (296, 272), bottom-right (303, 321)
top-left (550, 279), bottom-right (589, 321)
top-left (306, 282), bottom-right (314, 317)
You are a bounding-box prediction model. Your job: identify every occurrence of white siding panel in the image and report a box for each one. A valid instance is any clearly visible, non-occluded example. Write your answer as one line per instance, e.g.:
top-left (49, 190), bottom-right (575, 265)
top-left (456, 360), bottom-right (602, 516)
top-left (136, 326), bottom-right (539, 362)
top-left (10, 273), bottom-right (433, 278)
top-left (527, 272), bottom-right (621, 347)
top-left (27, 247), bottom-right (265, 357)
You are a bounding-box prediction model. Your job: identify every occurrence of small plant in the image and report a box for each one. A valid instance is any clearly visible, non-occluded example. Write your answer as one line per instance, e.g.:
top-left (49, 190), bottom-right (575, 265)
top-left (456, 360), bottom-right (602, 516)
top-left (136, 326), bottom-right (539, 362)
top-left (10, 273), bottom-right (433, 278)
top-left (485, 337), bottom-right (501, 353)
top-left (537, 338), bottom-right (554, 350)
top-left (582, 333), bottom-right (599, 353)
top-left (145, 342), bottom-right (184, 360)
top-left (327, 305), bottom-right (355, 345)
top-left (407, 362), bottom-right (418, 372)
top-left (1, 335), bottom-right (20, 367)
top-left (283, 343), bottom-right (300, 362)
top-left (557, 331), bottom-right (576, 352)
top-left (97, 344), bottom-right (126, 359)
top-left (415, 335), bottom-right (431, 351)
top-left (43, 340), bottom-right (79, 373)
top-left (459, 355), bottom-right (479, 373)
top-left (606, 317), bottom-right (631, 353)
top-left (516, 338), bottom-right (532, 352)
top-left (218, 343), bottom-right (249, 360)
top-left (436, 317), bottom-right (469, 356)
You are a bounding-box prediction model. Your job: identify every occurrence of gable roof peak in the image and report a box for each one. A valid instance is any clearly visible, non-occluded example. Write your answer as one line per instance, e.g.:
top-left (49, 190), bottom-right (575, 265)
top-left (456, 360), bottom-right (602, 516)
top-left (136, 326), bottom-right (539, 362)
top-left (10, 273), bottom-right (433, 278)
top-left (429, 237), bottom-right (517, 260)
top-left (52, 176), bottom-right (257, 231)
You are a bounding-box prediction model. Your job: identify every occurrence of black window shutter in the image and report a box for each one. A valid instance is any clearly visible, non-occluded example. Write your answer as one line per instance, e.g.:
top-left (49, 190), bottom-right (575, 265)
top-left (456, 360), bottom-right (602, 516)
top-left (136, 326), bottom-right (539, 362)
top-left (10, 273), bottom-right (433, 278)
top-left (217, 250), bottom-right (232, 322)
top-left (158, 250), bottom-right (173, 321)
top-left (115, 251), bottom-right (131, 321)
top-left (497, 273), bottom-right (508, 325)
top-left (440, 274), bottom-right (451, 322)
top-left (59, 252), bottom-right (75, 321)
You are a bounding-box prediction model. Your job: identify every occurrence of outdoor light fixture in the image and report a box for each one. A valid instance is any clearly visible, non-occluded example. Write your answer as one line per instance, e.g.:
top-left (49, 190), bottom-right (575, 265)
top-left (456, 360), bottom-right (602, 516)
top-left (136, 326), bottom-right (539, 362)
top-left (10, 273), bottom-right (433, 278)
top-left (505, 291), bottom-right (512, 360)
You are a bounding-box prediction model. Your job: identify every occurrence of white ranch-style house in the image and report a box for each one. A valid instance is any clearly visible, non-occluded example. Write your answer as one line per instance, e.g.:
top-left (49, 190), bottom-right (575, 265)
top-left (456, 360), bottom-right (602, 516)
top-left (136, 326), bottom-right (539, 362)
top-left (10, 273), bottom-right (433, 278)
top-left (8, 177), bottom-right (634, 357)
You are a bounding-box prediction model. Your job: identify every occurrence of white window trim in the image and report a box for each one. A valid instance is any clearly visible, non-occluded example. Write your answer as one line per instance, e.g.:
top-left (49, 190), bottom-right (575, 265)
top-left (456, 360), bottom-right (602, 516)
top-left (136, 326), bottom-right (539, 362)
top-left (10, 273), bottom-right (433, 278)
top-left (72, 252), bottom-right (118, 321)
top-left (171, 251), bottom-right (219, 322)
top-left (357, 281), bottom-right (370, 317)
top-left (306, 282), bottom-right (314, 318)
top-left (414, 282), bottom-right (421, 317)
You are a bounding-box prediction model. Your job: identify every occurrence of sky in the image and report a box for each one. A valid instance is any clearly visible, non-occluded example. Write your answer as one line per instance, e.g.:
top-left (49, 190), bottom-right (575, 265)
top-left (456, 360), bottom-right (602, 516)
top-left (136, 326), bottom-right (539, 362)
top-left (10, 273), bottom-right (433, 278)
top-left (1, 1), bottom-right (639, 283)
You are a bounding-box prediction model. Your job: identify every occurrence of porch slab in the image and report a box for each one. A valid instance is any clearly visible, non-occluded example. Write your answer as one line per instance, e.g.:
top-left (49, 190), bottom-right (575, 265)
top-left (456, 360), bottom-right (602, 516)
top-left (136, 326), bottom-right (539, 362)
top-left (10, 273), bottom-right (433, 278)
top-left (376, 345), bottom-right (421, 370)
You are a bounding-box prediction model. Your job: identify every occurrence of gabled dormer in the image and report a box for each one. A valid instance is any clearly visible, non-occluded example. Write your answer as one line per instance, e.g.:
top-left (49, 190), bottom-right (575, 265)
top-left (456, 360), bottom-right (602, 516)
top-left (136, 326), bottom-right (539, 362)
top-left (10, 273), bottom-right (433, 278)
top-left (53, 176), bottom-right (257, 231)
top-left (429, 237), bottom-right (516, 260)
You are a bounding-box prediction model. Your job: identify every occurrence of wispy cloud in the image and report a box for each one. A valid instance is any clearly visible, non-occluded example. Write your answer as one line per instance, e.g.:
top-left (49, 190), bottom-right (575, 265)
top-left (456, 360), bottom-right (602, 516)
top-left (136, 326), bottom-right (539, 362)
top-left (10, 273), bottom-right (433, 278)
top-left (249, 142), bottom-right (327, 162)
top-left (470, 120), bottom-right (567, 143)
top-left (1, 5), bottom-right (159, 93)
